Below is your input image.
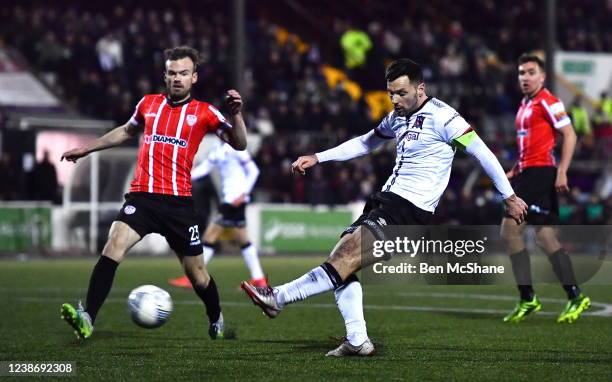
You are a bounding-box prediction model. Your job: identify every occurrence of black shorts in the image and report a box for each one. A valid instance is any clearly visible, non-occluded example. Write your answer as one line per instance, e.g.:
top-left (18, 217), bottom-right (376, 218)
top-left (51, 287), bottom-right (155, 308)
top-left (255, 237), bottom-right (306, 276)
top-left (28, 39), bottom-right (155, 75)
top-left (507, 166), bottom-right (559, 225)
top-left (214, 202), bottom-right (246, 228)
top-left (342, 191), bottom-right (434, 240)
top-left (116, 192), bottom-right (203, 256)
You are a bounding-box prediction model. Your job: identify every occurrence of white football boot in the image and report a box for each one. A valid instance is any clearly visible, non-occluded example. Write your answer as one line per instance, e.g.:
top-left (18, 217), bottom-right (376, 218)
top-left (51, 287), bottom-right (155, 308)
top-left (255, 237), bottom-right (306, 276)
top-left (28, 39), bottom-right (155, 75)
top-left (325, 338), bottom-right (376, 357)
top-left (240, 281), bottom-right (282, 318)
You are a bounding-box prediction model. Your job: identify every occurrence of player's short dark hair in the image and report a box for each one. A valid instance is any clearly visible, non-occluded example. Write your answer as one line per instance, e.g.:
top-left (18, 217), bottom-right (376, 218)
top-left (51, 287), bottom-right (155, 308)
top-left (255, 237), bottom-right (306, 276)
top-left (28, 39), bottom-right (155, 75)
top-left (518, 53), bottom-right (545, 71)
top-left (385, 59), bottom-right (424, 84)
top-left (164, 46), bottom-right (200, 72)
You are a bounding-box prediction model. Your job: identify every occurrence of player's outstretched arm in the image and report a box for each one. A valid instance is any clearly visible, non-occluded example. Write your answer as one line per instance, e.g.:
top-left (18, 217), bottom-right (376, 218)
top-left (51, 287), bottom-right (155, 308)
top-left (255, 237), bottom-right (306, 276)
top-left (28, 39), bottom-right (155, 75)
top-left (454, 130), bottom-right (528, 224)
top-left (292, 130), bottom-right (386, 174)
top-left (222, 89), bottom-right (247, 151)
top-left (292, 130), bottom-right (386, 175)
top-left (61, 122), bottom-right (140, 163)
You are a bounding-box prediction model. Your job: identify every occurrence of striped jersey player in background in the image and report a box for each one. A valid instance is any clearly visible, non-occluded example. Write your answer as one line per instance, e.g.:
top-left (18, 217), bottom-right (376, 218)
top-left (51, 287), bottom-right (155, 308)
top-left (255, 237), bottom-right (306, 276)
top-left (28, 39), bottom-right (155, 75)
top-left (59, 46), bottom-right (247, 340)
top-left (242, 59), bottom-right (528, 357)
top-left (169, 138), bottom-right (267, 289)
top-left (501, 53), bottom-right (590, 324)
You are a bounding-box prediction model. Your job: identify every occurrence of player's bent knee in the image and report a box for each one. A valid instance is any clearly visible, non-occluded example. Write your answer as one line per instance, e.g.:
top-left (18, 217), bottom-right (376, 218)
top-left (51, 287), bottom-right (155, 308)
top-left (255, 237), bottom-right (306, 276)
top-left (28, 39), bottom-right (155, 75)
top-left (500, 220), bottom-right (522, 242)
top-left (101, 239), bottom-right (127, 262)
top-left (102, 221), bottom-right (141, 262)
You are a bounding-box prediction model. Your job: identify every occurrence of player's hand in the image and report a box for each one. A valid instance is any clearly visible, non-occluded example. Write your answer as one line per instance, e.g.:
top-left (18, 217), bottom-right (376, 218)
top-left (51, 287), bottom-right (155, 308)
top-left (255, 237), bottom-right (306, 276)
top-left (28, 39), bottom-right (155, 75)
top-left (506, 169), bottom-right (516, 180)
top-left (291, 155), bottom-right (319, 175)
top-left (224, 89), bottom-right (243, 115)
top-left (555, 170), bottom-right (569, 193)
top-left (504, 194), bottom-right (528, 225)
top-left (231, 193), bottom-right (246, 207)
top-left (61, 147), bottom-right (89, 163)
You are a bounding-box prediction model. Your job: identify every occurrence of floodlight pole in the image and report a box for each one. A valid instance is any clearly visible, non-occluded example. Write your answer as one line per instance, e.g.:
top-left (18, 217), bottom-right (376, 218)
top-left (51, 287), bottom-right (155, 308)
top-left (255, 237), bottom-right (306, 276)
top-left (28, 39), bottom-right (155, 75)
top-left (232, 0), bottom-right (245, 93)
top-left (89, 152), bottom-right (99, 254)
top-left (545, 0), bottom-right (556, 92)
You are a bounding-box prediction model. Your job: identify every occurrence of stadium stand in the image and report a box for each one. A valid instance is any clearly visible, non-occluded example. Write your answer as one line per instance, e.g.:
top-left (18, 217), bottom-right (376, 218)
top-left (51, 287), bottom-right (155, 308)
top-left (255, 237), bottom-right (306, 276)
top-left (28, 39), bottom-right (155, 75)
top-left (0, 0), bottom-right (609, 225)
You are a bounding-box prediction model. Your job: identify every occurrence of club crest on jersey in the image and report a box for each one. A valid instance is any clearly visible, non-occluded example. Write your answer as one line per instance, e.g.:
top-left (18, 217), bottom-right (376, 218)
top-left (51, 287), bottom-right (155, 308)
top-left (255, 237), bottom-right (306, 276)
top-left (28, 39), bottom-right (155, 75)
top-left (186, 114), bottom-right (197, 127)
top-left (144, 134), bottom-right (187, 147)
top-left (412, 115), bottom-right (425, 130)
top-left (124, 205), bottom-right (136, 215)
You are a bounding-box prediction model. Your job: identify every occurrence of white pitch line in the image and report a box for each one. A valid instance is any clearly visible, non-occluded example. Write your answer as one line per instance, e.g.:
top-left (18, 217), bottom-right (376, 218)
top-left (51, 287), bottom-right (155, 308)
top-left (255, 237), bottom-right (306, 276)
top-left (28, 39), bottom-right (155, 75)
top-left (14, 294), bottom-right (612, 317)
top-left (394, 291), bottom-right (612, 317)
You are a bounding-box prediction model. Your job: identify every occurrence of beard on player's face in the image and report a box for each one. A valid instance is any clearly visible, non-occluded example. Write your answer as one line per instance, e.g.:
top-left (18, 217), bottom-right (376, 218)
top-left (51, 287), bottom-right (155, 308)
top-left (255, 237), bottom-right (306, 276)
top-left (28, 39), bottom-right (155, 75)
top-left (393, 92), bottom-right (418, 116)
top-left (388, 77), bottom-right (421, 116)
top-left (167, 82), bottom-right (191, 100)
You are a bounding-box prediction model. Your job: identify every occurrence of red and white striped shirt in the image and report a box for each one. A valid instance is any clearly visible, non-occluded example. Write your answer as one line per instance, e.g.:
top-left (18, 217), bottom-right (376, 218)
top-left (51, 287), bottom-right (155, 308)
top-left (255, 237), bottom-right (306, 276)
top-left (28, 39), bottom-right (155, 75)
top-left (514, 88), bottom-right (571, 171)
top-left (128, 94), bottom-right (230, 196)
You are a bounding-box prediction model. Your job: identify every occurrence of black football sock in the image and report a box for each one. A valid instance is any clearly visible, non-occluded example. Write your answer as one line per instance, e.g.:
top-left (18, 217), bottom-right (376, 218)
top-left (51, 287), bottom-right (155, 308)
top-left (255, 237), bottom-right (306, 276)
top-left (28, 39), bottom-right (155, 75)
top-left (335, 273), bottom-right (359, 291)
top-left (85, 255), bottom-right (119, 323)
top-left (320, 262), bottom-right (343, 289)
top-left (193, 276), bottom-right (221, 324)
top-left (547, 248), bottom-right (581, 300)
top-left (509, 249), bottom-right (534, 301)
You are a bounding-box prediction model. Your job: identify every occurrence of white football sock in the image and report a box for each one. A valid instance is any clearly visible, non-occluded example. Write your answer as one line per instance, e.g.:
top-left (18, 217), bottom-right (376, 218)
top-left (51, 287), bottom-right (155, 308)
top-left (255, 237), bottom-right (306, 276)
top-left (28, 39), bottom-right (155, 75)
top-left (241, 243), bottom-right (265, 280)
top-left (275, 266), bottom-right (335, 308)
top-left (334, 280), bottom-right (368, 346)
top-left (202, 244), bottom-right (214, 265)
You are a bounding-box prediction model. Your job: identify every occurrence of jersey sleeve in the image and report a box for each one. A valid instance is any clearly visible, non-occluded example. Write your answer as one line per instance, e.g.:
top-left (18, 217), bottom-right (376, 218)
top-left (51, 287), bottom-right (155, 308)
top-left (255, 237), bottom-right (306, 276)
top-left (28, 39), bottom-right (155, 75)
top-left (205, 104), bottom-right (233, 134)
top-left (434, 106), bottom-right (471, 143)
top-left (373, 111), bottom-right (396, 139)
top-left (128, 96), bottom-right (147, 126)
top-left (541, 97), bottom-right (571, 129)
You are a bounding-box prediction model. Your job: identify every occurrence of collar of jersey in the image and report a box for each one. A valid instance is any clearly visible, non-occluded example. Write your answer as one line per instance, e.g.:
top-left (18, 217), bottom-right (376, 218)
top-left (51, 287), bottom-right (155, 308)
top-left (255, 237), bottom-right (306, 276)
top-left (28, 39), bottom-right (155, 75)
top-left (165, 94), bottom-right (193, 107)
top-left (402, 96), bottom-right (431, 119)
top-left (524, 87), bottom-right (546, 103)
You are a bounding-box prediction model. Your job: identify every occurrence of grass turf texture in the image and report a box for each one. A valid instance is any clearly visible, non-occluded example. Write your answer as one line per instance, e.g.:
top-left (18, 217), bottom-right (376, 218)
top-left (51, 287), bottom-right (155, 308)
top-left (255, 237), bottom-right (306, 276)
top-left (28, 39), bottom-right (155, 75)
top-left (1, 256), bottom-right (611, 381)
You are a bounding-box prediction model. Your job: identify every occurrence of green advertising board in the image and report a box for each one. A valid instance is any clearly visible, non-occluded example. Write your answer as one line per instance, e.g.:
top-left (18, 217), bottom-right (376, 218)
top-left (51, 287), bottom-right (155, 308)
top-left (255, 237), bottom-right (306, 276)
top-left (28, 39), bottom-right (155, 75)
top-left (0, 207), bottom-right (52, 252)
top-left (260, 207), bottom-right (353, 253)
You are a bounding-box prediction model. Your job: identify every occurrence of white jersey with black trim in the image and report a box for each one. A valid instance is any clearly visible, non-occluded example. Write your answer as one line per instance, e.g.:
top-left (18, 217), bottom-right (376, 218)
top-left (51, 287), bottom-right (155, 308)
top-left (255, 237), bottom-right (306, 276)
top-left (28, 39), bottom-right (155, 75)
top-left (191, 142), bottom-right (259, 204)
top-left (376, 97), bottom-right (470, 212)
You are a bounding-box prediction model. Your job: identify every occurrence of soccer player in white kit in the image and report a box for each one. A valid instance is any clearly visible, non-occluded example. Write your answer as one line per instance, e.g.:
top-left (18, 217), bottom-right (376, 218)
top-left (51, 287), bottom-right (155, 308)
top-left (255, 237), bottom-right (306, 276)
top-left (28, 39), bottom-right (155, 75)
top-left (169, 138), bottom-right (267, 288)
top-left (242, 59), bottom-right (528, 356)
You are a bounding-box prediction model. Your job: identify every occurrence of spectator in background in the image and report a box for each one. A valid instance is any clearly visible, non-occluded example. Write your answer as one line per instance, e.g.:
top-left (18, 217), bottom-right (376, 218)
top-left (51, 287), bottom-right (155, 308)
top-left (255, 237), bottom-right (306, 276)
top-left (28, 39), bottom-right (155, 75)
top-left (569, 94), bottom-right (594, 159)
top-left (0, 152), bottom-right (25, 200)
top-left (569, 94), bottom-right (591, 136)
top-left (27, 150), bottom-right (58, 202)
top-left (600, 91), bottom-right (612, 122)
top-left (339, 24), bottom-right (372, 70)
top-left (96, 32), bottom-right (123, 72)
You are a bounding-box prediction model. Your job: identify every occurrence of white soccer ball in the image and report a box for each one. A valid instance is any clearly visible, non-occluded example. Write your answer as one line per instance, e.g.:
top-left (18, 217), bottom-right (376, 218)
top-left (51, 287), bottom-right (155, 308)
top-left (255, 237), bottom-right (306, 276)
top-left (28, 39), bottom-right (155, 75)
top-left (127, 285), bottom-right (173, 329)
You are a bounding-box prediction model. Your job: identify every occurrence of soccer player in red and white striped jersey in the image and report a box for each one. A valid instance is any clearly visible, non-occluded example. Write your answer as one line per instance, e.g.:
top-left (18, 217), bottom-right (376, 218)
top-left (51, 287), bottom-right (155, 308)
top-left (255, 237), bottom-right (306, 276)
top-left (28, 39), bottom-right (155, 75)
top-left (501, 53), bottom-right (590, 324)
top-left (59, 46), bottom-right (246, 340)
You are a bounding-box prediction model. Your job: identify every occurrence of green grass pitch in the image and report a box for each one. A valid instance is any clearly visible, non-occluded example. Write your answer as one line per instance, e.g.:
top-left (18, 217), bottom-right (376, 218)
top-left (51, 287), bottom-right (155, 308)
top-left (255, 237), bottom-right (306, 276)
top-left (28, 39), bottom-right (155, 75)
top-left (1, 256), bottom-right (611, 381)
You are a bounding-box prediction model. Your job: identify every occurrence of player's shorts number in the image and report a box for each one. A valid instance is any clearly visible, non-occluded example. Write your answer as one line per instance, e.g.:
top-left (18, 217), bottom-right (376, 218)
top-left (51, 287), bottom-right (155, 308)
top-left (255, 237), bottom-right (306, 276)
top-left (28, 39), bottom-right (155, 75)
top-left (188, 225), bottom-right (200, 241)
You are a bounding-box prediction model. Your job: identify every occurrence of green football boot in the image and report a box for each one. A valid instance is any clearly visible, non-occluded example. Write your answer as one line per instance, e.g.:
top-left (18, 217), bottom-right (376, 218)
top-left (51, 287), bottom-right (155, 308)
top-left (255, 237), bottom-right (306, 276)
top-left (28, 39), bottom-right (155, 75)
top-left (61, 302), bottom-right (93, 339)
top-left (208, 312), bottom-right (225, 340)
top-left (557, 294), bottom-right (591, 324)
top-left (503, 296), bottom-right (542, 323)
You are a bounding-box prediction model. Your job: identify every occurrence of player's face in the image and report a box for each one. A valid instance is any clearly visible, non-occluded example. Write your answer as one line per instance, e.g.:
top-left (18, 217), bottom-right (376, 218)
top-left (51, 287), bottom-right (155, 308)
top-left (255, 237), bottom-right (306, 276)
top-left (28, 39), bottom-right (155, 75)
top-left (518, 61), bottom-right (545, 96)
top-left (387, 75), bottom-right (423, 116)
top-left (164, 58), bottom-right (198, 100)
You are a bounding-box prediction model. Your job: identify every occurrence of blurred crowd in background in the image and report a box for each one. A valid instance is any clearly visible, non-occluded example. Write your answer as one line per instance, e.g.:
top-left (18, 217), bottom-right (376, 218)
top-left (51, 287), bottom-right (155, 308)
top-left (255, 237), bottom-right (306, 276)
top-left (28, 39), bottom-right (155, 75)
top-left (0, 0), bottom-right (610, 224)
